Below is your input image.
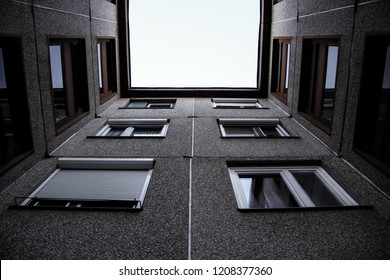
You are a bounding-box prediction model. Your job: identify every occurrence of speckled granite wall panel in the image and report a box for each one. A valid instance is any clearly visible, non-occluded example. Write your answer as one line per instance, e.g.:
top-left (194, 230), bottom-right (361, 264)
top-left (0, 0), bottom-right (46, 191)
top-left (194, 117), bottom-right (334, 158)
top-left (339, 0), bottom-right (390, 195)
top-left (49, 117), bottom-right (192, 158)
top-left (190, 157), bottom-right (390, 259)
top-left (193, 98), bottom-right (290, 118)
top-left (0, 157), bottom-right (189, 259)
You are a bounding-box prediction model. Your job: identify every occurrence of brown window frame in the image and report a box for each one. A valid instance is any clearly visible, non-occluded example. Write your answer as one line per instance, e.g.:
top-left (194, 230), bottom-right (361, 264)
top-left (298, 38), bottom-right (339, 134)
top-left (353, 34), bottom-right (390, 176)
top-left (271, 38), bottom-right (291, 104)
top-left (49, 38), bottom-right (89, 134)
top-left (97, 38), bottom-right (117, 104)
top-left (0, 37), bottom-right (33, 174)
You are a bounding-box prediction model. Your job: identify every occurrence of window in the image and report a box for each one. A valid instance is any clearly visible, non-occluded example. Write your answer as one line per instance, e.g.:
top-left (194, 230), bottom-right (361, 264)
top-left (271, 38), bottom-right (291, 104)
top-left (218, 118), bottom-right (295, 138)
top-left (273, 0), bottom-right (284, 5)
top-left (212, 98), bottom-right (265, 109)
top-left (229, 166), bottom-right (359, 210)
top-left (49, 38), bottom-right (89, 133)
top-left (14, 158), bottom-right (154, 211)
top-left (298, 38), bottom-right (339, 134)
top-left (97, 39), bottom-right (117, 104)
top-left (128, 0), bottom-right (260, 88)
top-left (89, 119), bottom-right (169, 138)
top-left (120, 99), bottom-right (176, 109)
top-left (0, 37), bottom-right (33, 174)
top-left (354, 35), bottom-right (390, 175)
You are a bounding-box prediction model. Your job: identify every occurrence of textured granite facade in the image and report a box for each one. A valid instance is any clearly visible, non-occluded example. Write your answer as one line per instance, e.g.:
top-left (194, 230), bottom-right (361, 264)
top-left (1, 98), bottom-right (389, 259)
top-left (0, 0), bottom-right (389, 260)
top-left (270, 0), bottom-right (390, 194)
top-left (0, 0), bottom-right (119, 190)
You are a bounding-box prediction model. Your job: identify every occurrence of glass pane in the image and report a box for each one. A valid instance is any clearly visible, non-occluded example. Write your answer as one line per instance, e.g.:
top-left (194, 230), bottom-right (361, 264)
top-left (325, 46), bottom-right (338, 89)
top-left (382, 46), bottom-right (390, 89)
top-left (285, 43), bottom-right (290, 89)
top-left (239, 175), bottom-right (299, 208)
top-left (259, 125), bottom-right (279, 137)
top-left (0, 48), bottom-right (6, 89)
top-left (224, 126), bottom-right (256, 137)
top-left (322, 45), bottom-right (338, 121)
top-left (129, 0), bottom-right (260, 87)
top-left (49, 45), bottom-right (64, 89)
top-left (50, 45), bottom-right (68, 122)
top-left (133, 127), bottom-right (163, 136)
top-left (292, 171), bottom-right (341, 207)
top-left (127, 101), bottom-right (147, 108)
top-left (97, 43), bottom-right (103, 89)
top-left (106, 127), bottom-right (125, 137)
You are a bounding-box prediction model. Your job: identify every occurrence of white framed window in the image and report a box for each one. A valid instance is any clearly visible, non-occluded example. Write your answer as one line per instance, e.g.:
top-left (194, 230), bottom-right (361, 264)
top-left (90, 119), bottom-right (169, 138)
top-left (121, 99), bottom-right (176, 109)
top-left (218, 118), bottom-right (294, 138)
top-left (211, 98), bottom-right (265, 109)
top-left (14, 158), bottom-right (154, 211)
top-left (228, 166), bottom-right (359, 209)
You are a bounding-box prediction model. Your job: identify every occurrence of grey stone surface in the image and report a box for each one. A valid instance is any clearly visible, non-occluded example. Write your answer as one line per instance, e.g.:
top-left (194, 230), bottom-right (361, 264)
top-left (191, 157), bottom-right (390, 259)
top-left (0, 157), bottom-right (189, 259)
top-left (50, 117), bottom-right (192, 158)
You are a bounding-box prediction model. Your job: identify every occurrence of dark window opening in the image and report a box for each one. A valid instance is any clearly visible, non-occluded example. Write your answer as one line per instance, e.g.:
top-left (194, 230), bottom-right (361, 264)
top-left (354, 35), bottom-right (390, 176)
top-left (0, 37), bottom-right (33, 174)
top-left (89, 119), bottom-right (169, 138)
top-left (271, 38), bottom-right (291, 104)
top-left (49, 38), bottom-right (89, 134)
top-left (298, 38), bottom-right (339, 134)
top-left (218, 118), bottom-right (295, 138)
top-left (97, 39), bottom-right (117, 104)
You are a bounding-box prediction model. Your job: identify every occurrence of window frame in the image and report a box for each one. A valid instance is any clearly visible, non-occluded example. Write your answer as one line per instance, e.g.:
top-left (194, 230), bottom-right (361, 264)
top-left (298, 38), bottom-right (340, 134)
top-left (0, 36), bottom-right (33, 174)
top-left (120, 99), bottom-right (177, 109)
top-left (228, 166), bottom-right (359, 210)
top-left (89, 119), bottom-right (169, 138)
top-left (13, 158), bottom-right (154, 211)
top-left (218, 118), bottom-right (296, 138)
top-left (211, 98), bottom-right (266, 109)
top-left (117, 0), bottom-right (272, 98)
top-left (97, 38), bottom-right (117, 104)
top-left (48, 38), bottom-right (90, 134)
top-left (271, 37), bottom-right (291, 104)
top-left (353, 34), bottom-right (390, 176)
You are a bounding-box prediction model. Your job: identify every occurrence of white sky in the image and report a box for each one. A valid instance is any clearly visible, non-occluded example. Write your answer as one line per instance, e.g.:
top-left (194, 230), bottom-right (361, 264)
top-left (129, 0), bottom-right (260, 88)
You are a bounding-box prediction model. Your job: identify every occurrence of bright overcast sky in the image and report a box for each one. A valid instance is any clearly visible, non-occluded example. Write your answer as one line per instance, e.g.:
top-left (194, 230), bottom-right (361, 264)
top-left (129, 0), bottom-right (260, 88)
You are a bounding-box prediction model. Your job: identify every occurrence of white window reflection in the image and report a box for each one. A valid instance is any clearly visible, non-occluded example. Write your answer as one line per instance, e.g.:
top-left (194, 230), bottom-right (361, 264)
top-left (325, 46), bottom-right (338, 89)
top-left (0, 48), bottom-right (7, 89)
top-left (49, 45), bottom-right (64, 89)
top-left (382, 46), bottom-right (390, 89)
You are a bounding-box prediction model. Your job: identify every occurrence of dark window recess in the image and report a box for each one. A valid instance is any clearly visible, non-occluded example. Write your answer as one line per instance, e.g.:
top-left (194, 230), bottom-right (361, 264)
top-left (274, 0), bottom-right (284, 4)
top-left (0, 37), bottom-right (33, 174)
top-left (298, 38), bottom-right (339, 134)
top-left (218, 118), bottom-right (295, 138)
top-left (97, 39), bottom-right (117, 104)
top-left (271, 38), bottom-right (291, 104)
top-left (354, 35), bottom-right (390, 175)
top-left (49, 38), bottom-right (89, 134)
top-left (120, 99), bottom-right (176, 109)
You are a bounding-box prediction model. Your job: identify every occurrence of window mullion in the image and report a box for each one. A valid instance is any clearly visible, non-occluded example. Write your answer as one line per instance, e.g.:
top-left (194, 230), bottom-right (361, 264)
top-left (281, 170), bottom-right (315, 207)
